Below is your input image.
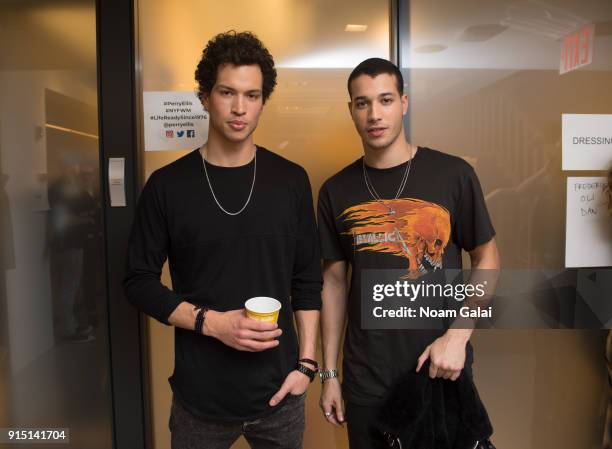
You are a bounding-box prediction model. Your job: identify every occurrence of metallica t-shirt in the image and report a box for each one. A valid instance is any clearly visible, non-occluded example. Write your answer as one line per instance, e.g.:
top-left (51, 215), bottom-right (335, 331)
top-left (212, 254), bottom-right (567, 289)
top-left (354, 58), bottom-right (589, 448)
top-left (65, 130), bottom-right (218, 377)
top-left (317, 147), bottom-right (495, 406)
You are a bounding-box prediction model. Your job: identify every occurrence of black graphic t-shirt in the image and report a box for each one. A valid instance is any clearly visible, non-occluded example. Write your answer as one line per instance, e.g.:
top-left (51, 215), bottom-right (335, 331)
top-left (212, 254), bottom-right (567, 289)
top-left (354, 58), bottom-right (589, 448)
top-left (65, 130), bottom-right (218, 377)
top-left (317, 147), bottom-right (496, 406)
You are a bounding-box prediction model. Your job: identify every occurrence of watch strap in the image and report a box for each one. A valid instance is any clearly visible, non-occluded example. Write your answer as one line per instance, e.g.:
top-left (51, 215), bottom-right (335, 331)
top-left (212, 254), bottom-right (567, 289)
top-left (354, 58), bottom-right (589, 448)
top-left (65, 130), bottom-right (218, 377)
top-left (319, 369), bottom-right (339, 383)
top-left (296, 363), bottom-right (317, 382)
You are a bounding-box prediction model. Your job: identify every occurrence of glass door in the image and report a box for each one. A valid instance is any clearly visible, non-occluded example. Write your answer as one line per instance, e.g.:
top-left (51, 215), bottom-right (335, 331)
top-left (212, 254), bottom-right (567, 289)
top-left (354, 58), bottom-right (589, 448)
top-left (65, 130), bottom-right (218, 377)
top-left (399, 1), bottom-right (612, 447)
top-left (0, 1), bottom-right (114, 447)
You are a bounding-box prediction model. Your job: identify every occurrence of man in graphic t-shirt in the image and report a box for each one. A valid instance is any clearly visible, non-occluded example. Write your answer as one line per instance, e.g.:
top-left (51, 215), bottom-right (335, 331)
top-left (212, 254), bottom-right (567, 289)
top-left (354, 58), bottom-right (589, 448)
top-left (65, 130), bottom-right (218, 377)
top-left (124, 31), bottom-right (321, 449)
top-left (317, 58), bottom-right (500, 449)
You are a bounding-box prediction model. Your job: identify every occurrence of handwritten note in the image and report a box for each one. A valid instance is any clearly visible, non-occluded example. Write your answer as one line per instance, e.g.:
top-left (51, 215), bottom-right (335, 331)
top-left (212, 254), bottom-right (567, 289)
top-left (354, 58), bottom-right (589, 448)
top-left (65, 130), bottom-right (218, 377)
top-left (566, 177), bottom-right (612, 267)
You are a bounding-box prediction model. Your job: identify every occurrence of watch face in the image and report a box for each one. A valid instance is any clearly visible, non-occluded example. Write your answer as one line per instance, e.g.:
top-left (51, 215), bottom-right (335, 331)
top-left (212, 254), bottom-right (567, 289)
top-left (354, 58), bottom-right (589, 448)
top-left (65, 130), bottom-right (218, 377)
top-left (319, 370), bottom-right (337, 382)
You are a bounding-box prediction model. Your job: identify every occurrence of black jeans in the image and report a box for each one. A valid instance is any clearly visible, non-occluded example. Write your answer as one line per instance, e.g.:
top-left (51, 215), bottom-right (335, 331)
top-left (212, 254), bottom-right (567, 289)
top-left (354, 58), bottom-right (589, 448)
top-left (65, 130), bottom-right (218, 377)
top-left (346, 402), bottom-right (388, 449)
top-left (169, 394), bottom-right (305, 449)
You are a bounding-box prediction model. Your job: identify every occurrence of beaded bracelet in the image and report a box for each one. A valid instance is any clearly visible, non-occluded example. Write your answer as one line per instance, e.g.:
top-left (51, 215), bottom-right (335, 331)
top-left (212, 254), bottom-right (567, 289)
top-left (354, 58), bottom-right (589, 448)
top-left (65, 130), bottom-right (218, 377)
top-left (194, 307), bottom-right (209, 335)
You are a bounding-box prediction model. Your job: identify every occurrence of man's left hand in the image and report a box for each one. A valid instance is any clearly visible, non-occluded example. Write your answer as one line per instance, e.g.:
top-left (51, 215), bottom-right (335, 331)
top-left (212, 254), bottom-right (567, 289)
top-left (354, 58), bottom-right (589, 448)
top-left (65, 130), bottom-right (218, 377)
top-left (415, 332), bottom-right (468, 381)
top-left (269, 370), bottom-right (310, 406)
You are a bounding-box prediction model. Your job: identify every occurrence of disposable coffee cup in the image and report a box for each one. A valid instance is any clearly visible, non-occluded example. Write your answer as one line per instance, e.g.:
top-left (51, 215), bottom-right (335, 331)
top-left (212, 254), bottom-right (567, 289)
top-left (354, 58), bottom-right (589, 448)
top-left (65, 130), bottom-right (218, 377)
top-left (245, 297), bottom-right (282, 323)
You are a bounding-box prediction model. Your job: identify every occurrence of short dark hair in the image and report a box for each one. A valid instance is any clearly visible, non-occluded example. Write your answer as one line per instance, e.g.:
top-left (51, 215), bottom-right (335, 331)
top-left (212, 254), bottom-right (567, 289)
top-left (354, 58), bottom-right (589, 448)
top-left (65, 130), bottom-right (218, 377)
top-left (347, 57), bottom-right (404, 98)
top-left (195, 31), bottom-right (277, 103)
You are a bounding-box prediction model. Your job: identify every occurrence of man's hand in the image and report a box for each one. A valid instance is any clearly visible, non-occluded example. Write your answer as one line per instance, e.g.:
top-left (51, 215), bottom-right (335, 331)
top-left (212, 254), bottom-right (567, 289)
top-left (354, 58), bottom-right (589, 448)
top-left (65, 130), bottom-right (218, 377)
top-left (204, 309), bottom-right (282, 352)
top-left (269, 370), bottom-right (310, 406)
top-left (319, 378), bottom-right (344, 427)
top-left (416, 331), bottom-right (469, 381)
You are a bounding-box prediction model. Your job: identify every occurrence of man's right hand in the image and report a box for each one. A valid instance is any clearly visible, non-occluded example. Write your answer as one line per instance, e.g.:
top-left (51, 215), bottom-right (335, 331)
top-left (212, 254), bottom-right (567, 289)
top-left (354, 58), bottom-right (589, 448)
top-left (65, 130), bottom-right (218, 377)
top-left (203, 309), bottom-right (282, 352)
top-left (320, 378), bottom-right (344, 427)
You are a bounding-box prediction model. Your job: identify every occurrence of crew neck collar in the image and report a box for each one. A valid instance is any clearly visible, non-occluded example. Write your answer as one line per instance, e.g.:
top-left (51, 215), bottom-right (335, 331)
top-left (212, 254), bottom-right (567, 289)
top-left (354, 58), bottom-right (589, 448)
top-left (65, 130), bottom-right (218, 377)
top-left (195, 145), bottom-right (259, 169)
top-left (363, 146), bottom-right (422, 172)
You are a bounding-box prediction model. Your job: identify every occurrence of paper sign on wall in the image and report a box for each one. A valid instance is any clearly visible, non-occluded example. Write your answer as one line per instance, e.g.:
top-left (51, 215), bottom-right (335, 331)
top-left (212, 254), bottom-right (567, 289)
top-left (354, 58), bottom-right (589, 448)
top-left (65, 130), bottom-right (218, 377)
top-left (565, 177), bottom-right (612, 268)
top-left (562, 114), bottom-right (612, 170)
top-left (560, 23), bottom-right (594, 75)
top-left (143, 91), bottom-right (209, 151)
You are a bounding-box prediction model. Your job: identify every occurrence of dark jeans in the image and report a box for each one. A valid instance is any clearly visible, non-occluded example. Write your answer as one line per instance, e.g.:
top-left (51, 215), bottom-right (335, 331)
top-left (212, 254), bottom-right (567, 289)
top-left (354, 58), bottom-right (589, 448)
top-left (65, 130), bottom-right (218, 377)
top-left (169, 394), bottom-right (305, 449)
top-left (346, 402), bottom-right (387, 449)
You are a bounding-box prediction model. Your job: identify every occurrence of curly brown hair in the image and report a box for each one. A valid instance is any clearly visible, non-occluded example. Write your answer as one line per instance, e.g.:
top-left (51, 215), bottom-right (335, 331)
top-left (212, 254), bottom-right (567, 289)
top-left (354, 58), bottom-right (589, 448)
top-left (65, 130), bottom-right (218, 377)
top-left (195, 31), bottom-right (277, 104)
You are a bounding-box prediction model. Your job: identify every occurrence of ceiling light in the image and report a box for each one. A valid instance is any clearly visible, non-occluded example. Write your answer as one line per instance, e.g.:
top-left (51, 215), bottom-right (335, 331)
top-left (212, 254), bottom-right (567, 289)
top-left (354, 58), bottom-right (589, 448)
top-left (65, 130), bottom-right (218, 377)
top-left (414, 44), bottom-right (447, 53)
top-left (345, 24), bottom-right (368, 32)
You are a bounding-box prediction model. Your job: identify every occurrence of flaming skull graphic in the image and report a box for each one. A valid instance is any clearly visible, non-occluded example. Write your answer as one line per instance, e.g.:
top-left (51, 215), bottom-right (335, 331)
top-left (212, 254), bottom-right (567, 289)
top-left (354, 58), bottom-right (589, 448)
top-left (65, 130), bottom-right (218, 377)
top-left (341, 199), bottom-right (451, 279)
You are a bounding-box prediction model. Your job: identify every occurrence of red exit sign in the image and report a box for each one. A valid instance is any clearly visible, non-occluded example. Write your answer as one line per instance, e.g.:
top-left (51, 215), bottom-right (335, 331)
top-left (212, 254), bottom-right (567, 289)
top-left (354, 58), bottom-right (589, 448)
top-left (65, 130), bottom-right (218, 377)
top-left (560, 24), bottom-right (595, 75)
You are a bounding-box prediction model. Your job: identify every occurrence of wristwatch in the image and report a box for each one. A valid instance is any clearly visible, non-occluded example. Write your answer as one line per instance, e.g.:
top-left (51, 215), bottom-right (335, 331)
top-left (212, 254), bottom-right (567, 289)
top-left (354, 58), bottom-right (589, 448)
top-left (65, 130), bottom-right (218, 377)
top-left (296, 363), bottom-right (317, 382)
top-left (319, 369), bottom-right (339, 384)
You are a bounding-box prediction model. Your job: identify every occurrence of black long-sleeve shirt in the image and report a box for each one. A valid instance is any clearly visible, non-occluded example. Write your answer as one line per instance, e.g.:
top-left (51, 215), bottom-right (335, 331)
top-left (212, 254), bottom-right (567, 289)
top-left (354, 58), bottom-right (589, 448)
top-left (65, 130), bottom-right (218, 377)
top-left (124, 147), bottom-right (322, 421)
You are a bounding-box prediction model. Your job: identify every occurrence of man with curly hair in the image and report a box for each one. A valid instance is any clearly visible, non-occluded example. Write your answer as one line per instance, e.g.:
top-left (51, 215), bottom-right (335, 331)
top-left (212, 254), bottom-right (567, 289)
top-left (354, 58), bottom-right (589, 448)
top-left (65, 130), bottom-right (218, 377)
top-left (125, 31), bottom-right (321, 449)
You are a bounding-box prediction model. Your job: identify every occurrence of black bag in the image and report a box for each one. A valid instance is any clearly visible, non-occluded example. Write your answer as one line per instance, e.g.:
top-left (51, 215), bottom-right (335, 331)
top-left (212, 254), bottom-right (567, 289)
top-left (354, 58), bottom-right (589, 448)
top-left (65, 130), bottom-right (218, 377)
top-left (383, 434), bottom-right (496, 449)
top-left (376, 362), bottom-right (494, 449)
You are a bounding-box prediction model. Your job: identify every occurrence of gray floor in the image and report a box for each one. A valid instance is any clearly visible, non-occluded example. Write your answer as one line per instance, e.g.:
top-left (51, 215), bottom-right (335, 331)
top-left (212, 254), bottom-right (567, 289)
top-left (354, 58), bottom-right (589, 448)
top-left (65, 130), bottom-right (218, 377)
top-left (7, 332), bottom-right (113, 449)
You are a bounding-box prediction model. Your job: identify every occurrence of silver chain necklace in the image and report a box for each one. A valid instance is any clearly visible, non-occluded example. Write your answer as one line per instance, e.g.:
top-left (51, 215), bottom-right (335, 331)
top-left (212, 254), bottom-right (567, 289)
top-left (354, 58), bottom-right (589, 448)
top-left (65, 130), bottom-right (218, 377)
top-left (200, 146), bottom-right (256, 216)
top-left (362, 147), bottom-right (414, 216)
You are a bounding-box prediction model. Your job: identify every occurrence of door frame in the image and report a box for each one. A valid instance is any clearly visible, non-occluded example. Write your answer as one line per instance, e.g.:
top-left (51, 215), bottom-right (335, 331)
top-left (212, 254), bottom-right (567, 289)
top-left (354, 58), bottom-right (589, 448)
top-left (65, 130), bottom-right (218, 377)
top-left (96, 0), bottom-right (150, 448)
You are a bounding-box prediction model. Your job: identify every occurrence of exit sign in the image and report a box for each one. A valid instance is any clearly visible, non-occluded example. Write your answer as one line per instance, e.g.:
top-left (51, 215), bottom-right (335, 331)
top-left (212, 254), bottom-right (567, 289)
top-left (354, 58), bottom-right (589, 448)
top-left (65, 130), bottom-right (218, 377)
top-left (560, 24), bottom-right (595, 75)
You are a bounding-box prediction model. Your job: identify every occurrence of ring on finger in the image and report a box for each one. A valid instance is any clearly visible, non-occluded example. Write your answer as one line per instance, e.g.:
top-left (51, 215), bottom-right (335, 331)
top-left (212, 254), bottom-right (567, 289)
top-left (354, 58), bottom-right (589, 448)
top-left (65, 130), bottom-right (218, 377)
top-left (324, 412), bottom-right (332, 417)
